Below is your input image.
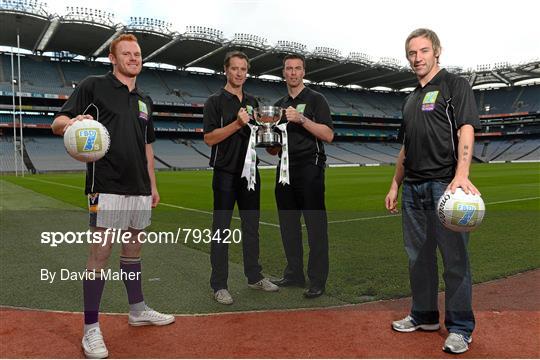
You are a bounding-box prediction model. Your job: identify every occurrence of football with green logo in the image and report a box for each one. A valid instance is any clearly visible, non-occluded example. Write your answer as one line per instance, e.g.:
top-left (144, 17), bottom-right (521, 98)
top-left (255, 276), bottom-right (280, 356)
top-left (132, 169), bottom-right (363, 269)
top-left (63, 119), bottom-right (110, 162)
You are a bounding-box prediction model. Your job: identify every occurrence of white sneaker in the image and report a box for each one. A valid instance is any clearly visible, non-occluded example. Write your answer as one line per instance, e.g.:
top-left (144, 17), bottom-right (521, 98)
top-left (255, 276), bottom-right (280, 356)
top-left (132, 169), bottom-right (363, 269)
top-left (248, 278), bottom-right (280, 292)
top-left (392, 315), bottom-right (440, 332)
top-left (82, 327), bottom-right (108, 359)
top-left (128, 305), bottom-right (175, 326)
top-left (443, 333), bottom-right (472, 354)
top-left (214, 289), bottom-right (234, 305)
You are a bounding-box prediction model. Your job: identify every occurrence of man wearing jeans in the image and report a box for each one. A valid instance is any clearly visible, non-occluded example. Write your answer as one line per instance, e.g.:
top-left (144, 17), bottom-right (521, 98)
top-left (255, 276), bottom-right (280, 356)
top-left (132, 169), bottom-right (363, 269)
top-left (385, 28), bottom-right (480, 354)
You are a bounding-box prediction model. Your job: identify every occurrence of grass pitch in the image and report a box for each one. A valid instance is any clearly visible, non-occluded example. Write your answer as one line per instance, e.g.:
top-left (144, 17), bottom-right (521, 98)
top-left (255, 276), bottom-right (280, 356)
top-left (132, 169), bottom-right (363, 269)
top-left (1, 163), bottom-right (539, 314)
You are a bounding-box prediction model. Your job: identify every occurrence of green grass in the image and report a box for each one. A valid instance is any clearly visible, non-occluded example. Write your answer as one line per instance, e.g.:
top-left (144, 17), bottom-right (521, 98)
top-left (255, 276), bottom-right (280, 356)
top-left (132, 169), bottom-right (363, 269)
top-left (1, 163), bottom-right (539, 314)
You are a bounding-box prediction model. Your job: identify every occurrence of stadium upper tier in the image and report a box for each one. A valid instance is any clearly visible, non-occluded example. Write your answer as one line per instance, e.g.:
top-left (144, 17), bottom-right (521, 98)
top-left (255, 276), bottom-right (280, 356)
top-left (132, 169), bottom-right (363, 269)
top-left (1, 54), bottom-right (539, 118)
top-left (1, 2), bottom-right (539, 89)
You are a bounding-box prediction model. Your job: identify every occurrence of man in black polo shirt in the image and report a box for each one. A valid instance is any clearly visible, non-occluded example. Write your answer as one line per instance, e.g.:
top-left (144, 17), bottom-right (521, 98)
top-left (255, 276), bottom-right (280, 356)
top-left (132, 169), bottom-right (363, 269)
top-left (384, 28), bottom-right (481, 354)
top-left (52, 34), bottom-right (173, 359)
top-left (269, 54), bottom-right (334, 298)
top-left (203, 51), bottom-right (278, 305)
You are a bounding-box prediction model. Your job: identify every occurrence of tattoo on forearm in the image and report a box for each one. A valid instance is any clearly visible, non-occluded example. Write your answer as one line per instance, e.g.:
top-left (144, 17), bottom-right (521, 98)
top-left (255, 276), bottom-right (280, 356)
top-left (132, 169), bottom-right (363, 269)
top-left (462, 145), bottom-right (469, 161)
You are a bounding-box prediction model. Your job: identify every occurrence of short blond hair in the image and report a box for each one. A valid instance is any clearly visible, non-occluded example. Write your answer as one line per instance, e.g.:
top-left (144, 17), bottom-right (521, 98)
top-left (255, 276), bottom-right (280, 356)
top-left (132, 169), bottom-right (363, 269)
top-left (405, 28), bottom-right (441, 58)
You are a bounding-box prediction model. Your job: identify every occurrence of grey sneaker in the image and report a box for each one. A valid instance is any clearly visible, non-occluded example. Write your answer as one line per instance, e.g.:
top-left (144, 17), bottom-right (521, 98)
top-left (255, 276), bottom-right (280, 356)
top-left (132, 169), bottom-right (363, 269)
top-left (214, 289), bottom-right (234, 305)
top-left (443, 333), bottom-right (472, 354)
top-left (128, 305), bottom-right (175, 326)
top-left (392, 315), bottom-right (440, 332)
top-left (248, 278), bottom-right (279, 292)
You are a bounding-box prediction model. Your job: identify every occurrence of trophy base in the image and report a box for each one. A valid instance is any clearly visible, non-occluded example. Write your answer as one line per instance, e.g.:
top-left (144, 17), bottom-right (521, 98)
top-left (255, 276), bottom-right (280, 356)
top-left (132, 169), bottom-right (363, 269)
top-left (256, 132), bottom-right (281, 148)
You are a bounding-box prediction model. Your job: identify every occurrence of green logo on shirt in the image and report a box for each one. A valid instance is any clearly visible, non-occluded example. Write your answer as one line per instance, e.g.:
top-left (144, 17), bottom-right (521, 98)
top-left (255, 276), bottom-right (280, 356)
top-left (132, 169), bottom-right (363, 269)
top-left (296, 104), bottom-right (306, 114)
top-left (138, 100), bottom-right (148, 114)
top-left (138, 100), bottom-right (148, 120)
top-left (422, 91), bottom-right (439, 111)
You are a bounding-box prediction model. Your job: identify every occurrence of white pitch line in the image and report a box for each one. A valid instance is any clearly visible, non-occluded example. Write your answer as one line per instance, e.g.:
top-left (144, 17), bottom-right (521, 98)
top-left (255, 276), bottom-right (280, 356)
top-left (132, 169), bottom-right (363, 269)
top-left (23, 177), bottom-right (280, 228)
top-left (326, 214), bottom-right (400, 224)
top-left (324, 196), bottom-right (540, 225)
top-left (160, 202), bottom-right (280, 228)
top-left (3, 269), bottom-right (537, 317)
top-left (159, 202), bottom-right (213, 216)
top-left (485, 196), bottom-right (540, 205)
top-left (25, 177), bottom-right (83, 190)
top-left (18, 177), bottom-right (540, 227)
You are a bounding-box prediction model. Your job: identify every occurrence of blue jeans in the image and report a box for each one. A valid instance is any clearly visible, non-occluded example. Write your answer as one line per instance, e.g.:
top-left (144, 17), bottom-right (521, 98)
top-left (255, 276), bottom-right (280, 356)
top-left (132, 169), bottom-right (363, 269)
top-left (402, 180), bottom-right (475, 337)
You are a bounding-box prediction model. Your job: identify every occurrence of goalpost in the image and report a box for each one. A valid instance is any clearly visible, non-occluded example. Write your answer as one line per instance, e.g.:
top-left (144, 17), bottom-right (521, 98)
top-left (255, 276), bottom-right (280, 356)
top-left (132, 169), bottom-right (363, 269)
top-left (10, 32), bottom-right (25, 176)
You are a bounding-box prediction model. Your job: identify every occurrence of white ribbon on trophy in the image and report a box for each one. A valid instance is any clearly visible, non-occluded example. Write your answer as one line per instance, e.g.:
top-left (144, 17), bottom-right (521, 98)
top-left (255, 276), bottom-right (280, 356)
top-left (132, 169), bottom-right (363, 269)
top-left (241, 123), bottom-right (258, 191)
top-left (276, 122), bottom-right (290, 185)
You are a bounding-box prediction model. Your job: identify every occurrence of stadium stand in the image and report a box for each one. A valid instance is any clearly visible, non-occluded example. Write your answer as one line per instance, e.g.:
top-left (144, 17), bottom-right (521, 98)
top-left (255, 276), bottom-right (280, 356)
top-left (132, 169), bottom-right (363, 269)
top-left (152, 139), bottom-right (210, 169)
top-left (490, 139), bottom-right (540, 161)
top-left (189, 139), bottom-right (211, 158)
top-left (518, 145), bottom-right (540, 161)
top-left (515, 86), bottom-right (540, 113)
top-left (0, 53), bottom-right (539, 172)
top-left (0, 136), bottom-right (26, 172)
top-left (473, 138), bottom-right (540, 162)
top-left (477, 86), bottom-right (540, 115)
top-left (23, 136), bottom-right (85, 171)
top-left (1, 135), bottom-right (538, 173)
top-left (61, 61), bottom-right (107, 86)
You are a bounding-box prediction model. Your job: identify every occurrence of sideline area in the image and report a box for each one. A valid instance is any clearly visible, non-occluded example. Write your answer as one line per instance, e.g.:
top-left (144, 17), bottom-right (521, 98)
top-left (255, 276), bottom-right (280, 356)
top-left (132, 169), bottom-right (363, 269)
top-left (1, 270), bottom-right (538, 358)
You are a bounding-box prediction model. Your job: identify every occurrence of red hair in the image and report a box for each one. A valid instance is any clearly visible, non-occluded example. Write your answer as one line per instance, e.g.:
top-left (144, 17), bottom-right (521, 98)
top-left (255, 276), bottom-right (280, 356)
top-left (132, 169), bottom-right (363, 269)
top-left (109, 34), bottom-right (139, 56)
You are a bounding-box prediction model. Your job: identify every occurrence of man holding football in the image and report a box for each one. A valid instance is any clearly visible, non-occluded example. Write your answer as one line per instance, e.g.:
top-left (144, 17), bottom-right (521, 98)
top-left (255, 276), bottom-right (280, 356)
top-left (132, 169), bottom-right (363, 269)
top-left (384, 28), bottom-right (480, 354)
top-left (52, 34), bottom-right (173, 359)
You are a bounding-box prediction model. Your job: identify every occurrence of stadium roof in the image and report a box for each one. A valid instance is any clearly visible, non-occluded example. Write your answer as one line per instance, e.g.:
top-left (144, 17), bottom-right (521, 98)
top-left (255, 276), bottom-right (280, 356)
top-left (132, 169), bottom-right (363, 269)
top-left (1, 0), bottom-right (539, 90)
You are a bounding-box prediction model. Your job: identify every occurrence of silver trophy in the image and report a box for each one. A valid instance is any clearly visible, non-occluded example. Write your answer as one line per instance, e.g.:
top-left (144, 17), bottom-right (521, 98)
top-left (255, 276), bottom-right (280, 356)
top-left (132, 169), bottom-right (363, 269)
top-left (253, 106), bottom-right (283, 147)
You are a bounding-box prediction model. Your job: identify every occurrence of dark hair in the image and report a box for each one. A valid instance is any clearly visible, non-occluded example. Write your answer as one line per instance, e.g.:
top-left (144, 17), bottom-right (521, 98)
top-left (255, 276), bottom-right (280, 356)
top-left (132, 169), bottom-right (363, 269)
top-left (224, 51), bottom-right (250, 69)
top-left (282, 54), bottom-right (306, 69)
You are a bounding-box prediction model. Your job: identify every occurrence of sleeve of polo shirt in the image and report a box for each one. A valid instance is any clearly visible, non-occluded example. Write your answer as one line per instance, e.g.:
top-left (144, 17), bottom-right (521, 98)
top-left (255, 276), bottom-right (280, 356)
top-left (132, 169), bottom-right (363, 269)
top-left (397, 122), bottom-right (405, 144)
top-left (450, 77), bottom-right (481, 130)
top-left (397, 99), bottom-right (407, 144)
top-left (313, 94), bottom-right (334, 130)
top-left (55, 77), bottom-right (94, 120)
top-left (145, 98), bottom-right (156, 144)
top-left (203, 96), bottom-right (220, 133)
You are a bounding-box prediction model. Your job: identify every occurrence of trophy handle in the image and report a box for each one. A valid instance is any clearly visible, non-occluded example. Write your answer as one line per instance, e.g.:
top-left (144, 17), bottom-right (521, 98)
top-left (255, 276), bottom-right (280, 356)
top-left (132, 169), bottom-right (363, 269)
top-left (278, 107), bottom-right (286, 124)
top-left (251, 108), bottom-right (259, 124)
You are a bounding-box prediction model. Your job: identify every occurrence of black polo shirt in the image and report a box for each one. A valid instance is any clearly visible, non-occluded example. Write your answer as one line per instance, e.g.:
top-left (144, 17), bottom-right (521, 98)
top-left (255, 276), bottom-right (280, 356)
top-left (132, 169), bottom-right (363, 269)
top-left (203, 88), bottom-right (259, 174)
top-left (274, 86), bottom-right (333, 167)
top-left (398, 69), bottom-right (480, 182)
top-left (55, 72), bottom-right (155, 195)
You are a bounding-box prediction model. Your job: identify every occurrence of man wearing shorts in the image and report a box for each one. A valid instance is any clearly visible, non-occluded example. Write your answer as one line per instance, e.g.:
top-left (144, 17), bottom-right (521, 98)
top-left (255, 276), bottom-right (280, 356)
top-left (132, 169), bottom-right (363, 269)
top-left (52, 34), bottom-right (174, 359)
